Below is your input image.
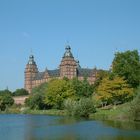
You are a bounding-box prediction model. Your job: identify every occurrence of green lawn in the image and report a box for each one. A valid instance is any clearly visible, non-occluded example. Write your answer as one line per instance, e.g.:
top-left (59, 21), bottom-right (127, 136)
top-left (90, 103), bottom-right (131, 121)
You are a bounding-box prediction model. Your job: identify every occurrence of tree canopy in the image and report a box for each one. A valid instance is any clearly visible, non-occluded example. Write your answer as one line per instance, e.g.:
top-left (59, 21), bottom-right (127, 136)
top-left (13, 88), bottom-right (29, 96)
top-left (97, 76), bottom-right (133, 105)
top-left (112, 50), bottom-right (140, 88)
top-left (45, 79), bottom-right (75, 109)
top-left (0, 93), bottom-right (14, 111)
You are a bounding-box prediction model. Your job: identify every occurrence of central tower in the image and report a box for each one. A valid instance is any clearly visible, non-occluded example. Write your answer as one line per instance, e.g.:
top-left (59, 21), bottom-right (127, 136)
top-left (60, 45), bottom-right (77, 79)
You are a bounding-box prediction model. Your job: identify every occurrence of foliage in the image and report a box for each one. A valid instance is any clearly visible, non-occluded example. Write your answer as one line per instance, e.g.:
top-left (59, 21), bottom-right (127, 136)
top-left (64, 98), bottom-right (96, 118)
top-left (0, 94), bottom-right (14, 111)
top-left (25, 93), bottom-right (47, 110)
top-left (31, 82), bottom-right (48, 95)
top-left (25, 82), bottom-right (48, 110)
top-left (93, 70), bottom-right (109, 91)
top-left (70, 77), bottom-right (94, 99)
top-left (129, 86), bottom-right (140, 121)
top-left (112, 50), bottom-right (140, 88)
top-left (45, 79), bottom-right (75, 109)
top-left (13, 88), bottom-right (29, 96)
top-left (97, 76), bottom-right (134, 106)
top-left (0, 89), bottom-right (12, 95)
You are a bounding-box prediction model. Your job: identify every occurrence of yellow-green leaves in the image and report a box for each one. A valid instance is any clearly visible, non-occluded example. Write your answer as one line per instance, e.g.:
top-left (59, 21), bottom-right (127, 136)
top-left (97, 76), bottom-right (133, 105)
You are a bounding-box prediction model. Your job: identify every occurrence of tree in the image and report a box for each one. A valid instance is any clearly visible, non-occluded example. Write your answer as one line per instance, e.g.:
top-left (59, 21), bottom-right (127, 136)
top-left (92, 70), bottom-right (109, 91)
top-left (70, 77), bottom-right (94, 99)
top-left (0, 89), bottom-right (12, 96)
top-left (129, 86), bottom-right (140, 121)
top-left (31, 82), bottom-right (48, 95)
top-left (25, 93), bottom-right (47, 110)
top-left (0, 94), bottom-right (14, 111)
top-left (112, 50), bottom-right (140, 88)
top-left (97, 76), bottom-right (134, 106)
top-left (45, 79), bottom-right (75, 109)
top-left (13, 88), bottom-right (29, 96)
top-left (25, 82), bottom-right (48, 110)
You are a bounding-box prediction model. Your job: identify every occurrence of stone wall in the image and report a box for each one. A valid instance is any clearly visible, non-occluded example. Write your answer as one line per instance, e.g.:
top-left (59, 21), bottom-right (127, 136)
top-left (13, 96), bottom-right (29, 105)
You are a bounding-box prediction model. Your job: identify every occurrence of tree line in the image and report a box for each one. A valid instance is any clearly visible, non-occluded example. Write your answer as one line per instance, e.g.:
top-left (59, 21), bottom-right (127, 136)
top-left (25, 50), bottom-right (140, 118)
top-left (0, 88), bottom-right (29, 111)
top-left (0, 50), bottom-right (139, 119)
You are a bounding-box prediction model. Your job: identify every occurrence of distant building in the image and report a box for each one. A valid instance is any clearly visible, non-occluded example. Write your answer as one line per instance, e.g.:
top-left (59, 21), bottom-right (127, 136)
top-left (25, 45), bottom-right (97, 93)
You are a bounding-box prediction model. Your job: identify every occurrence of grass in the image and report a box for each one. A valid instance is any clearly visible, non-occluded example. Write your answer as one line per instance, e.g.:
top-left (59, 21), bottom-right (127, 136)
top-left (90, 103), bottom-right (131, 121)
top-left (0, 102), bottom-right (136, 122)
top-left (21, 108), bottom-right (67, 116)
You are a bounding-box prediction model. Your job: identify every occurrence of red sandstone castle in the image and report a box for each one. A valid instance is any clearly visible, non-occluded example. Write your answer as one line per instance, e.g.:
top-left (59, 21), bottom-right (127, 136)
top-left (25, 45), bottom-right (97, 93)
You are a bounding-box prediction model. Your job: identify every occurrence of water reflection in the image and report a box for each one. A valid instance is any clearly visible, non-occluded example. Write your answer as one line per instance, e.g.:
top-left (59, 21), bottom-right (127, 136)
top-left (0, 114), bottom-right (140, 140)
top-left (102, 120), bottom-right (140, 130)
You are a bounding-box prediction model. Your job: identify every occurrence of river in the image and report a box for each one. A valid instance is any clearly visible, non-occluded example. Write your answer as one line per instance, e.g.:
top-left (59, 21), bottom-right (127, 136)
top-left (0, 114), bottom-right (140, 140)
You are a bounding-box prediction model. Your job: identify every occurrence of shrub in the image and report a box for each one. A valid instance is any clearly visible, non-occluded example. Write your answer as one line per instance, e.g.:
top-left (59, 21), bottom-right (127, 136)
top-left (13, 88), bottom-right (29, 96)
top-left (129, 86), bottom-right (140, 121)
top-left (64, 98), bottom-right (96, 118)
top-left (25, 93), bottom-right (48, 110)
top-left (0, 94), bottom-right (14, 111)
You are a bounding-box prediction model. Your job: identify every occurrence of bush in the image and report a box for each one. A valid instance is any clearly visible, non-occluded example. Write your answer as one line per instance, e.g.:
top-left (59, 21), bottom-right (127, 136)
top-left (129, 86), bottom-right (140, 121)
top-left (64, 98), bottom-right (96, 118)
top-left (13, 88), bottom-right (29, 96)
top-left (25, 93), bottom-right (48, 110)
top-left (0, 94), bottom-right (14, 111)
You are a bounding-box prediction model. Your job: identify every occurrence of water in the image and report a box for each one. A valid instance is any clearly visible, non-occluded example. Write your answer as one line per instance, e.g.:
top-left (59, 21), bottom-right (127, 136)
top-left (0, 114), bottom-right (140, 140)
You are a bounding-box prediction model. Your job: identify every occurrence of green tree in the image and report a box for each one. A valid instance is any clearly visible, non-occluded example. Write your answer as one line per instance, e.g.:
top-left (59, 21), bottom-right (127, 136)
top-left (129, 86), bottom-right (140, 121)
top-left (25, 82), bottom-right (48, 110)
top-left (25, 93), bottom-right (47, 110)
top-left (112, 50), bottom-right (140, 88)
top-left (0, 89), bottom-right (12, 96)
top-left (70, 77), bottom-right (94, 99)
top-left (31, 82), bottom-right (48, 95)
top-left (0, 94), bottom-right (14, 111)
top-left (45, 79), bottom-right (75, 109)
top-left (97, 76), bottom-right (134, 106)
top-left (13, 88), bottom-right (29, 96)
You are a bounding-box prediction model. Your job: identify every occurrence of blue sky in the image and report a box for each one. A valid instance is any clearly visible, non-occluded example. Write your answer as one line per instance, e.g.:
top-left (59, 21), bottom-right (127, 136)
top-left (0, 0), bottom-right (140, 91)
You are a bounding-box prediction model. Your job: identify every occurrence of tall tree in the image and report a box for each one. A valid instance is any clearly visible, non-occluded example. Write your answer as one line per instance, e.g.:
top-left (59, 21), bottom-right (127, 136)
top-left (97, 76), bottom-right (133, 105)
top-left (13, 88), bottom-right (29, 96)
top-left (45, 79), bottom-right (75, 109)
top-left (112, 50), bottom-right (140, 88)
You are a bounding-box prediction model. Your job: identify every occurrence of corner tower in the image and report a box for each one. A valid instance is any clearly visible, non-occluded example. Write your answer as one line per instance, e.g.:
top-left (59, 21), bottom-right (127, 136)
top-left (60, 45), bottom-right (77, 79)
top-left (24, 55), bottom-right (38, 93)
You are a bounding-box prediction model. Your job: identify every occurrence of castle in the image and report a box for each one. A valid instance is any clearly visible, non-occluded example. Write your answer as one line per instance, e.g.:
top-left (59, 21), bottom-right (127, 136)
top-left (25, 45), bottom-right (97, 93)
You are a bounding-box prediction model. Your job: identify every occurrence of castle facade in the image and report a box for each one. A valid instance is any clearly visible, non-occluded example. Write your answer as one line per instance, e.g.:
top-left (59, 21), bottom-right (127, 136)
top-left (25, 45), bottom-right (97, 93)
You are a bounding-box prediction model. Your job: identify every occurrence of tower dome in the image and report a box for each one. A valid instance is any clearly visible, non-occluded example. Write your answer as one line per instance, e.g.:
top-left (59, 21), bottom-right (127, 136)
top-left (63, 45), bottom-right (73, 58)
top-left (28, 55), bottom-right (36, 65)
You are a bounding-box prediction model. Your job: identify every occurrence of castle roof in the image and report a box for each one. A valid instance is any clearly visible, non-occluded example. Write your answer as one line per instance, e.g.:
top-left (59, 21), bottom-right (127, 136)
top-left (63, 45), bottom-right (74, 58)
top-left (33, 68), bottom-right (96, 80)
top-left (33, 69), bottom-right (60, 80)
top-left (78, 68), bottom-right (96, 77)
top-left (28, 55), bottom-right (36, 65)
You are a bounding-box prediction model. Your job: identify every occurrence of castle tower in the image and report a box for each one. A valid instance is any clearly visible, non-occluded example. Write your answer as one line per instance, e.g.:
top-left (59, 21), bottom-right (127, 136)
top-left (60, 45), bottom-right (77, 79)
top-left (24, 55), bottom-right (38, 93)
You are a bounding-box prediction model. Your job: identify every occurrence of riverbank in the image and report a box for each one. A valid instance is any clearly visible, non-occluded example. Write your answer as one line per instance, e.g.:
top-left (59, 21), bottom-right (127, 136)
top-left (0, 102), bottom-right (135, 122)
top-left (90, 103), bottom-right (131, 121)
